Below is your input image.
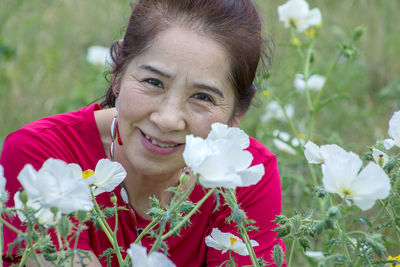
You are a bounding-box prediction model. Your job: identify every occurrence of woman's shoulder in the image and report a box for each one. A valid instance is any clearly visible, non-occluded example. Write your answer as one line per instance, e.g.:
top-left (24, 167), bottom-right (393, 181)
top-left (0, 104), bottom-right (104, 179)
top-left (247, 136), bottom-right (277, 165)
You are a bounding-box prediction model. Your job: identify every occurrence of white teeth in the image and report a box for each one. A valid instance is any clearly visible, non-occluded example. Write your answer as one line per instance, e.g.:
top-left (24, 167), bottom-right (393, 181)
top-left (144, 134), bottom-right (177, 148)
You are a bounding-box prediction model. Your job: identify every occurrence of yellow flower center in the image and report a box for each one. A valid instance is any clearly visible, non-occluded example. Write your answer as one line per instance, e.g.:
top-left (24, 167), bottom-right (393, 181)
top-left (262, 90), bottom-right (270, 97)
top-left (82, 169), bottom-right (95, 179)
top-left (305, 28), bottom-right (316, 38)
top-left (229, 237), bottom-right (238, 246)
top-left (341, 189), bottom-right (352, 197)
top-left (388, 254), bottom-right (400, 266)
top-left (291, 37), bottom-right (301, 46)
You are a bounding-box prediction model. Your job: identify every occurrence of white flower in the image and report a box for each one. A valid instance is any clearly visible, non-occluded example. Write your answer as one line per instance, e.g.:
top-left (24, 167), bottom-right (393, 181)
top-left (183, 123), bottom-right (264, 189)
top-left (260, 101), bottom-right (294, 123)
top-left (305, 251), bottom-right (325, 260)
top-left (86, 46), bottom-right (112, 66)
top-left (304, 141), bottom-right (346, 164)
top-left (322, 151), bottom-right (390, 211)
top-left (294, 74), bottom-right (325, 92)
top-left (127, 243), bottom-right (176, 267)
top-left (84, 159), bottom-right (126, 196)
top-left (277, 0), bottom-right (322, 32)
top-left (14, 191), bottom-right (61, 226)
top-left (384, 110), bottom-right (400, 150)
top-left (272, 130), bottom-right (303, 155)
top-left (0, 165), bottom-right (6, 201)
top-left (17, 158), bottom-right (93, 214)
top-left (205, 228), bottom-right (259, 256)
top-left (371, 148), bottom-right (389, 167)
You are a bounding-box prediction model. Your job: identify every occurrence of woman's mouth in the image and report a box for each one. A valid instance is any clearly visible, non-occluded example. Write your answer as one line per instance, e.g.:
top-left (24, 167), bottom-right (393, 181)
top-left (143, 133), bottom-right (180, 148)
top-left (139, 129), bottom-right (184, 155)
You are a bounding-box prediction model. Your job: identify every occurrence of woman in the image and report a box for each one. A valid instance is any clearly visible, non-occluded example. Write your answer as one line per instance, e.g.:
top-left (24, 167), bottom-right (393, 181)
top-left (1, 0), bottom-right (285, 266)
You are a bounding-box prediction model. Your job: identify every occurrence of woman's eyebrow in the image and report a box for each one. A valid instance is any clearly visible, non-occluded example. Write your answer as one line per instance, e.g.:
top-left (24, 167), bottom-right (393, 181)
top-left (193, 83), bottom-right (224, 98)
top-left (139, 64), bottom-right (171, 78)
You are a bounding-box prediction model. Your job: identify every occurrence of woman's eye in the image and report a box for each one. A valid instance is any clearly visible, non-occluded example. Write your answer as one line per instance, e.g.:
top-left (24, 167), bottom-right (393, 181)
top-left (193, 93), bottom-right (214, 103)
top-left (145, 79), bottom-right (163, 88)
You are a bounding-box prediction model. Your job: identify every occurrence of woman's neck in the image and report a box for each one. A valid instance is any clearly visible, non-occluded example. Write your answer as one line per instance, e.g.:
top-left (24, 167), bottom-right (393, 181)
top-left (121, 167), bottom-right (182, 219)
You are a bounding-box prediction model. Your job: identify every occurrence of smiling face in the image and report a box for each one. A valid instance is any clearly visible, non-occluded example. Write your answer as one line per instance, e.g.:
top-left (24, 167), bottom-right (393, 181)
top-left (115, 26), bottom-right (239, 176)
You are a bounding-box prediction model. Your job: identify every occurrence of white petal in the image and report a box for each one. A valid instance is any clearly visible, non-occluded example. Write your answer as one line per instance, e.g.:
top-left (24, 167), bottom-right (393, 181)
top-left (350, 162), bottom-right (390, 210)
top-left (307, 74), bottom-right (325, 91)
top-left (208, 123), bottom-right (250, 149)
top-left (302, 8), bottom-right (322, 27)
top-left (91, 159), bottom-right (126, 196)
top-left (127, 243), bottom-right (151, 266)
top-left (294, 73), bottom-right (306, 91)
top-left (237, 164), bottom-right (265, 187)
top-left (304, 141), bottom-right (323, 164)
top-left (388, 110), bottom-right (400, 142)
top-left (319, 144), bottom-right (346, 161)
top-left (273, 139), bottom-right (297, 155)
top-left (0, 165), bottom-right (6, 199)
top-left (383, 138), bottom-right (395, 150)
top-left (183, 135), bottom-right (211, 172)
top-left (305, 251), bottom-right (325, 260)
top-left (148, 252), bottom-right (176, 267)
top-left (322, 152), bottom-right (362, 195)
top-left (17, 164), bottom-right (40, 197)
top-left (86, 46), bottom-right (111, 66)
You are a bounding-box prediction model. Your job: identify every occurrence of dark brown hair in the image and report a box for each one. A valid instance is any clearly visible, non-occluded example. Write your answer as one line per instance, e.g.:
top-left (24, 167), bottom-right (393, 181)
top-left (100, 0), bottom-right (272, 116)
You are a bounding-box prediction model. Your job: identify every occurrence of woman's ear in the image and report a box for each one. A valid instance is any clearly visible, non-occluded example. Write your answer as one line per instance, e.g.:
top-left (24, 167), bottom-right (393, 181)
top-left (230, 112), bottom-right (245, 127)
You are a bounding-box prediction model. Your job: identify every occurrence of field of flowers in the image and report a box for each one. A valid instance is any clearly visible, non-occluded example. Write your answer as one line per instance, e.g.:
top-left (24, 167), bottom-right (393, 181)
top-left (1, 0), bottom-right (400, 266)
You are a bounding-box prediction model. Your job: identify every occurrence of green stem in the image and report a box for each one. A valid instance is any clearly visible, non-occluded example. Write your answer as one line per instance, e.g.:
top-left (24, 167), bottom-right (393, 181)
top-left (313, 53), bottom-right (340, 109)
top-left (162, 188), bottom-right (216, 240)
top-left (18, 247), bottom-right (32, 267)
top-left (134, 219), bottom-right (159, 243)
top-left (239, 225), bottom-right (259, 267)
top-left (0, 216), bottom-right (24, 236)
top-left (303, 39), bottom-right (315, 112)
top-left (149, 223), bottom-right (167, 254)
top-left (172, 175), bottom-right (199, 211)
top-left (367, 200), bottom-right (387, 232)
top-left (287, 238), bottom-right (296, 267)
top-left (337, 221), bottom-right (351, 265)
top-left (290, 28), bottom-right (304, 60)
top-left (381, 200), bottom-right (400, 242)
top-left (91, 191), bottom-right (124, 266)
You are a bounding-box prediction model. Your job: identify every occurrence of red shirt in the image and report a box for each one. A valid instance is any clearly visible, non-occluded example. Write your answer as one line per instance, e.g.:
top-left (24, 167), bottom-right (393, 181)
top-left (0, 104), bottom-right (286, 266)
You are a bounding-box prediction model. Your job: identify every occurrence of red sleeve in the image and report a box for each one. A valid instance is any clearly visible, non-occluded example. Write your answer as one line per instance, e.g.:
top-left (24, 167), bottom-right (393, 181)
top-left (0, 130), bottom-right (92, 265)
top-left (206, 138), bottom-right (286, 266)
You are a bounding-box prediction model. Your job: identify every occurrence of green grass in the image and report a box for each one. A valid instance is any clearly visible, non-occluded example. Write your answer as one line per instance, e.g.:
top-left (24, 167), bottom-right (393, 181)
top-left (1, 0), bottom-right (400, 264)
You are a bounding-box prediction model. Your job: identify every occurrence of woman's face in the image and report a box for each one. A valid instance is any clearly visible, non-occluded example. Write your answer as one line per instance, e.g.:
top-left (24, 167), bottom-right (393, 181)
top-left (116, 26), bottom-right (239, 176)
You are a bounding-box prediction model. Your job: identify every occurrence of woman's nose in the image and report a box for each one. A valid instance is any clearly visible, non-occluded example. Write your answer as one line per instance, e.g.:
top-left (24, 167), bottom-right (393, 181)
top-left (149, 96), bottom-right (186, 132)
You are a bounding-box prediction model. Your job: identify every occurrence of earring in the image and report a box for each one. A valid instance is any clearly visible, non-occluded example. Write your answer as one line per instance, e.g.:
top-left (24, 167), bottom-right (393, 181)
top-left (110, 97), bottom-right (123, 160)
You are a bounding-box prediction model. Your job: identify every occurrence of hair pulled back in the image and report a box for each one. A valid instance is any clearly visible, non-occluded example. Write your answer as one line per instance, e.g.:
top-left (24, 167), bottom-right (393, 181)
top-left (101, 0), bottom-right (272, 116)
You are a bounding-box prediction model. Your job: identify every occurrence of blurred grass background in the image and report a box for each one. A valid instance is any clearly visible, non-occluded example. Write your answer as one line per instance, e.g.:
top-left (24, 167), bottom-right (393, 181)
top-left (1, 0), bottom-right (400, 263)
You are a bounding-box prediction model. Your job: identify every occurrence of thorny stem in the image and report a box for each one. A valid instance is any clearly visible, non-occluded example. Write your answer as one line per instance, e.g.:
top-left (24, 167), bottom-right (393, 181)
top-left (149, 222), bottom-right (167, 254)
top-left (91, 191), bottom-right (124, 266)
top-left (238, 224), bottom-right (260, 267)
top-left (287, 237), bottom-right (296, 267)
top-left (162, 188), bottom-right (216, 240)
top-left (0, 216), bottom-right (24, 236)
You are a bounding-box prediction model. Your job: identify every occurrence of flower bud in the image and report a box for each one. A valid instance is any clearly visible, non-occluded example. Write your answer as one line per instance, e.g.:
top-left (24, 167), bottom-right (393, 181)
top-left (232, 206), bottom-right (246, 224)
top-left (352, 26), bottom-right (365, 42)
top-left (18, 189), bottom-right (28, 204)
top-left (50, 206), bottom-right (59, 216)
top-left (110, 192), bottom-right (117, 204)
top-left (299, 236), bottom-right (311, 251)
top-left (179, 172), bottom-right (189, 187)
top-left (327, 206), bottom-right (340, 219)
top-left (274, 215), bottom-right (289, 225)
top-left (273, 243), bottom-right (284, 267)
